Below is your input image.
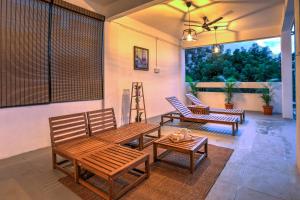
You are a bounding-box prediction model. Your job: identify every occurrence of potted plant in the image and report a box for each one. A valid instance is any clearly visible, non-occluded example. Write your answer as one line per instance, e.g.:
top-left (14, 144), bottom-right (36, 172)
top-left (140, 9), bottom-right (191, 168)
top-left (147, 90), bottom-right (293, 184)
top-left (186, 76), bottom-right (198, 97)
top-left (221, 77), bottom-right (237, 109)
top-left (260, 84), bottom-right (273, 115)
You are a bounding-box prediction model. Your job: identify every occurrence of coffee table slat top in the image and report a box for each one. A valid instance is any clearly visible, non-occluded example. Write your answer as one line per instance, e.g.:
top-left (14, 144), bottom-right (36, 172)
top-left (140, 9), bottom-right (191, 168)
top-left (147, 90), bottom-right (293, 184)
top-left (93, 123), bottom-right (160, 144)
top-left (154, 136), bottom-right (207, 152)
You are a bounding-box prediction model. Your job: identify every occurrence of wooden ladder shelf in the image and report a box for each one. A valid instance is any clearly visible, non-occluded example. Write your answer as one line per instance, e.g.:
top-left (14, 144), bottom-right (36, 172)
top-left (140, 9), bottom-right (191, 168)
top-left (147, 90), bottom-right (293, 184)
top-left (129, 82), bottom-right (147, 123)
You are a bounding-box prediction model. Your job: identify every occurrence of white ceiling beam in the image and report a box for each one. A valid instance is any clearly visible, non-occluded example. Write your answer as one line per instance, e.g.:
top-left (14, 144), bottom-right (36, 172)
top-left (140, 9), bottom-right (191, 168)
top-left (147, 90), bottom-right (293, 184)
top-left (105, 0), bottom-right (166, 21)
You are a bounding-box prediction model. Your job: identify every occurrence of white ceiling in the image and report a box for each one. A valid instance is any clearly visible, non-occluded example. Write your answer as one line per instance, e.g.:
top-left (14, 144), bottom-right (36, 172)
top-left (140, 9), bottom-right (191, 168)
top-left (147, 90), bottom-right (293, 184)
top-left (127, 0), bottom-right (285, 40)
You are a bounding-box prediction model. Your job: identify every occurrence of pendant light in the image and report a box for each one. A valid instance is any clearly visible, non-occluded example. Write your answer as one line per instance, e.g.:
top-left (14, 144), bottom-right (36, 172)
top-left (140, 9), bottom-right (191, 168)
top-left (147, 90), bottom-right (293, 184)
top-left (182, 1), bottom-right (197, 42)
top-left (212, 26), bottom-right (220, 53)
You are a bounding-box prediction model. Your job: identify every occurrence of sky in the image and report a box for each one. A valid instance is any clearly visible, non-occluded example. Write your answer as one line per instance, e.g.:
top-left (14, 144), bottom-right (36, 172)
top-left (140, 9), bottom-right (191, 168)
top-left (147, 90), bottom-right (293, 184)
top-left (223, 36), bottom-right (295, 55)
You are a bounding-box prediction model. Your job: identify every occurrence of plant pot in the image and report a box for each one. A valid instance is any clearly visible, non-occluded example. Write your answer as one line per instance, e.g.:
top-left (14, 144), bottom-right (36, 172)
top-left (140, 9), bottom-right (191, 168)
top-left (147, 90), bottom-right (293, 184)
top-left (225, 103), bottom-right (234, 109)
top-left (263, 105), bottom-right (273, 115)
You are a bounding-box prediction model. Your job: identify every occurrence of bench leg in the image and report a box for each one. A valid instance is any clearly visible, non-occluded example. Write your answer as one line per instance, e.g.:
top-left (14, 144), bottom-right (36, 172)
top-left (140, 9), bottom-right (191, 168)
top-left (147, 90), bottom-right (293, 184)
top-left (74, 160), bottom-right (79, 183)
top-left (52, 151), bottom-right (57, 169)
top-left (240, 115), bottom-right (243, 124)
top-left (236, 122), bottom-right (239, 131)
top-left (232, 124), bottom-right (235, 136)
top-left (153, 143), bottom-right (158, 162)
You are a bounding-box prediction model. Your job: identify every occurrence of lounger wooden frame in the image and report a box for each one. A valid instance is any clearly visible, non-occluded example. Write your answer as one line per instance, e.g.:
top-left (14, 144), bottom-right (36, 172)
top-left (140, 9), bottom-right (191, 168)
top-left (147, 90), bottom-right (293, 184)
top-left (186, 93), bottom-right (245, 123)
top-left (163, 97), bottom-right (239, 136)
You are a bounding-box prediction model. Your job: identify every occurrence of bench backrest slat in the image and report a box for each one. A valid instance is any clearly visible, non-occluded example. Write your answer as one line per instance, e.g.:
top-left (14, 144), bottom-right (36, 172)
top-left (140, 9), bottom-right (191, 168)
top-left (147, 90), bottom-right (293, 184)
top-left (87, 108), bottom-right (117, 135)
top-left (166, 96), bottom-right (192, 117)
top-left (49, 112), bottom-right (88, 146)
top-left (185, 93), bottom-right (203, 105)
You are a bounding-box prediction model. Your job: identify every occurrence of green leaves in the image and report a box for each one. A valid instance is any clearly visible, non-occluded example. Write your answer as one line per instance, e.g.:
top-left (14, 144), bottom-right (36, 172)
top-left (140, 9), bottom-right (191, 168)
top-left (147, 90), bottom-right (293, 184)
top-left (186, 75), bottom-right (198, 96)
top-left (185, 43), bottom-right (281, 82)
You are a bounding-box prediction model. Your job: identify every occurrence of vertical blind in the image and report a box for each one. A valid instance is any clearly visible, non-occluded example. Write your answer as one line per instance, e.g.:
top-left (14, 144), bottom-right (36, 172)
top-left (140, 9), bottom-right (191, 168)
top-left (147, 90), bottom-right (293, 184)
top-left (51, 2), bottom-right (104, 102)
top-left (0, 0), bottom-right (50, 107)
top-left (0, 0), bottom-right (104, 108)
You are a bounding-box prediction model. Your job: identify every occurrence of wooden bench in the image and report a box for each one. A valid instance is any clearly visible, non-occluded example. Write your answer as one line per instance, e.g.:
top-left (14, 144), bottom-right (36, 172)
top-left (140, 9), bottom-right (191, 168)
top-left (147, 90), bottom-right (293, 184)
top-left (75, 144), bottom-right (150, 200)
top-left (49, 112), bottom-right (110, 177)
top-left (87, 108), bottom-right (161, 150)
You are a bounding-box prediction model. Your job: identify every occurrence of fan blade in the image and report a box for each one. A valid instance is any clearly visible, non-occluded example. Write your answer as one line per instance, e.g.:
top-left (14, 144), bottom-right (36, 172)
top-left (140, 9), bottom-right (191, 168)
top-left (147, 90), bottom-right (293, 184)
top-left (207, 17), bottom-right (223, 26)
top-left (191, 2), bottom-right (200, 8)
top-left (184, 24), bottom-right (203, 28)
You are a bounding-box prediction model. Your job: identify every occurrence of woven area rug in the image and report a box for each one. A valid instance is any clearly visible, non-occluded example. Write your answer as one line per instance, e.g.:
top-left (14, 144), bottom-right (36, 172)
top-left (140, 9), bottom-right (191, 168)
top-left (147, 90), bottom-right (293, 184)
top-left (59, 144), bottom-right (233, 200)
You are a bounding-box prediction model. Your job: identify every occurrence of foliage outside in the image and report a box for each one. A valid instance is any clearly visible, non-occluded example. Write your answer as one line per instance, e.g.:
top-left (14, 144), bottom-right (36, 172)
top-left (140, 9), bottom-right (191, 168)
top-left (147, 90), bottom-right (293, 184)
top-left (185, 43), bottom-right (281, 82)
top-left (186, 75), bottom-right (198, 96)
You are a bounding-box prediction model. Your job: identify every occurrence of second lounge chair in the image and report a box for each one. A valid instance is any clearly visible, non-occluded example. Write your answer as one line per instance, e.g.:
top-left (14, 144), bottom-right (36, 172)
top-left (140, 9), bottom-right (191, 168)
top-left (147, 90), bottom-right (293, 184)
top-left (162, 96), bottom-right (239, 136)
top-left (186, 93), bottom-right (245, 123)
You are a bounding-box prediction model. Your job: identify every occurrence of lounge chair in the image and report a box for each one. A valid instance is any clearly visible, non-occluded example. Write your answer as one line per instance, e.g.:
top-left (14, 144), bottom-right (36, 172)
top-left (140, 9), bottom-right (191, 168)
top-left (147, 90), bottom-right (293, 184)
top-left (162, 96), bottom-right (239, 135)
top-left (186, 93), bottom-right (245, 123)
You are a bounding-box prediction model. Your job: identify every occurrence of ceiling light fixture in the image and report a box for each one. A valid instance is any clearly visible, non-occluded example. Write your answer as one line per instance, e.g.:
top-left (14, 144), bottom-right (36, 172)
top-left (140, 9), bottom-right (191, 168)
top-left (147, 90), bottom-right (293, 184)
top-left (182, 1), bottom-right (197, 42)
top-left (212, 26), bottom-right (220, 53)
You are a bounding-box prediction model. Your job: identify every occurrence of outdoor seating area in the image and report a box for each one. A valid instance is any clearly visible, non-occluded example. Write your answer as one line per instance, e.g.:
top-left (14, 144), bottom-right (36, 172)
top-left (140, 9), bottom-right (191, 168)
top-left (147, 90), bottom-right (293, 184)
top-left (49, 108), bottom-right (160, 199)
top-left (0, 0), bottom-right (300, 200)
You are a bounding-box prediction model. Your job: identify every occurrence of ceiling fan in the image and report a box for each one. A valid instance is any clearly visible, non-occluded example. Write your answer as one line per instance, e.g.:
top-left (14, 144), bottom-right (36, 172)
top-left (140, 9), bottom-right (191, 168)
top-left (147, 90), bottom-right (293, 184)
top-left (183, 1), bottom-right (225, 32)
top-left (184, 16), bottom-right (225, 32)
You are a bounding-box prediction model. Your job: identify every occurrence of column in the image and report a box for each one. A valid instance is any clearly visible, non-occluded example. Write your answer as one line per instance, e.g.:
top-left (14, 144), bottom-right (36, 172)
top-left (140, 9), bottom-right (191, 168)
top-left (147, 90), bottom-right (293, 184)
top-left (281, 31), bottom-right (293, 119)
top-left (294, 0), bottom-right (300, 171)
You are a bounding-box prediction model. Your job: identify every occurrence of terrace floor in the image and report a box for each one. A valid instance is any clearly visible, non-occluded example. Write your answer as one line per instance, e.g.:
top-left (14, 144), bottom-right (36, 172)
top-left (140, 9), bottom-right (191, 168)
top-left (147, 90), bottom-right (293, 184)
top-left (0, 112), bottom-right (299, 200)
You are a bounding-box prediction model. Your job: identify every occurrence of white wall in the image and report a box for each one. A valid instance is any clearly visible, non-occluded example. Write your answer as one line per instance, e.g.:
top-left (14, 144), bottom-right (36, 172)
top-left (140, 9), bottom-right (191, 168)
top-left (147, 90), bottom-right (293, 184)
top-left (0, 101), bottom-right (102, 159)
top-left (104, 17), bottom-right (183, 125)
top-left (189, 82), bottom-right (282, 113)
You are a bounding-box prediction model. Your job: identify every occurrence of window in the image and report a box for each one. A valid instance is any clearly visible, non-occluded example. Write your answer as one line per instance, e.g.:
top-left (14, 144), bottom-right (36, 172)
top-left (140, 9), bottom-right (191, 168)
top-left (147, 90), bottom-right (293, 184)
top-left (0, 0), bottom-right (104, 108)
top-left (0, 0), bottom-right (50, 107)
top-left (50, 2), bottom-right (104, 102)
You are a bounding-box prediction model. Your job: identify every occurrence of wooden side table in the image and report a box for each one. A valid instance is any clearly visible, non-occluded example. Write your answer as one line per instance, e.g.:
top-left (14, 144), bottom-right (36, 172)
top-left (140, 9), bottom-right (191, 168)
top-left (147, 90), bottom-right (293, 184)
top-left (153, 135), bottom-right (208, 173)
top-left (187, 105), bottom-right (210, 115)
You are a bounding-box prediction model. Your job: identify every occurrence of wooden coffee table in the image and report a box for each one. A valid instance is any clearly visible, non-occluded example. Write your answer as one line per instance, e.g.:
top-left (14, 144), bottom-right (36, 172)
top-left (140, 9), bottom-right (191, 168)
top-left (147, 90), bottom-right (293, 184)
top-left (153, 135), bottom-right (208, 173)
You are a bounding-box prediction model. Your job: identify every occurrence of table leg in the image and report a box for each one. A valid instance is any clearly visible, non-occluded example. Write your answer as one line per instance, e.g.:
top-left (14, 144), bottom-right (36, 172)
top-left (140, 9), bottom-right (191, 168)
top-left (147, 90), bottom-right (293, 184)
top-left (190, 151), bottom-right (194, 174)
top-left (109, 177), bottom-right (114, 200)
top-left (232, 124), bottom-right (235, 136)
top-left (145, 157), bottom-right (150, 178)
top-left (139, 136), bottom-right (143, 150)
top-left (205, 142), bottom-right (208, 157)
top-left (158, 127), bottom-right (161, 138)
